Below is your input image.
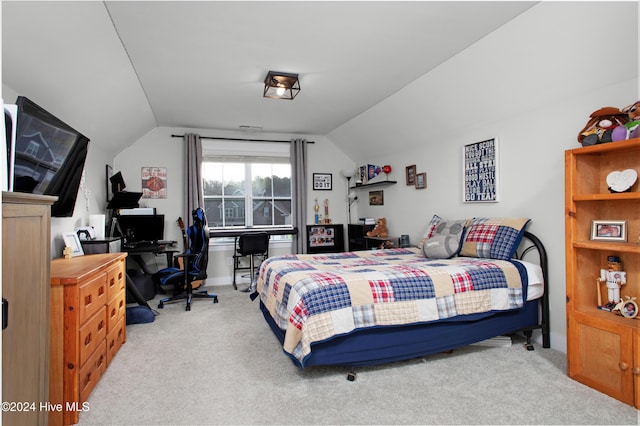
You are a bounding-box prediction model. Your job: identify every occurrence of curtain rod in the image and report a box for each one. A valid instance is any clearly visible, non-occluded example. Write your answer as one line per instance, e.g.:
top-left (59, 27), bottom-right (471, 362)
top-left (171, 134), bottom-right (314, 144)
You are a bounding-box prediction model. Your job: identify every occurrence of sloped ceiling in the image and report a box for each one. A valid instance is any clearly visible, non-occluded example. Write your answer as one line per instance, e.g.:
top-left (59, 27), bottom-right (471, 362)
top-left (2, 1), bottom-right (535, 157)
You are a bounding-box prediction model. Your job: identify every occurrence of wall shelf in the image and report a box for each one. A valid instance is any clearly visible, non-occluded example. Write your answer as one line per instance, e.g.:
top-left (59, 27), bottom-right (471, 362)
top-left (350, 180), bottom-right (397, 190)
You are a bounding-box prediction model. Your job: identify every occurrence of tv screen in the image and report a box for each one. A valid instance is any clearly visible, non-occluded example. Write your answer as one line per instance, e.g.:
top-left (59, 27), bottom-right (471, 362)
top-left (12, 96), bottom-right (90, 217)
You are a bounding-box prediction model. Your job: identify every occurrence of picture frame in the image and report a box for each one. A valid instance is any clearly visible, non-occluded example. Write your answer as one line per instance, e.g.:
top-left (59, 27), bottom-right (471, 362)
top-left (105, 164), bottom-right (114, 203)
top-left (415, 172), bottom-right (427, 189)
top-left (405, 165), bottom-right (416, 186)
top-left (313, 173), bottom-right (332, 190)
top-left (462, 138), bottom-right (499, 202)
top-left (621, 300), bottom-right (638, 319)
top-left (141, 166), bottom-right (167, 199)
top-left (590, 220), bottom-right (627, 242)
top-left (62, 232), bottom-right (84, 257)
top-left (369, 190), bottom-right (384, 205)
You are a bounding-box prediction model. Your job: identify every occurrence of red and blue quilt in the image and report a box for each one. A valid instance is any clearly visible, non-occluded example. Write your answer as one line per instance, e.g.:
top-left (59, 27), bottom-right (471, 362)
top-left (256, 248), bottom-right (524, 364)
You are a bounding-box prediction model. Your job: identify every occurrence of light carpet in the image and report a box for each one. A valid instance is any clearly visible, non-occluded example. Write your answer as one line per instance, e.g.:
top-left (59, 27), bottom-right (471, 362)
top-left (78, 285), bottom-right (639, 425)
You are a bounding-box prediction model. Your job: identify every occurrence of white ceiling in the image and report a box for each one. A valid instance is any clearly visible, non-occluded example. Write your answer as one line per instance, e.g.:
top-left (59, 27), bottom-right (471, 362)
top-left (2, 1), bottom-right (535, 156)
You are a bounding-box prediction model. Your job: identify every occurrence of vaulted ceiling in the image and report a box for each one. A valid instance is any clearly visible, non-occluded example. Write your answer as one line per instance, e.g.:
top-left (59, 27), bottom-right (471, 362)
top-left (2, 1), bottom-right (535, 156)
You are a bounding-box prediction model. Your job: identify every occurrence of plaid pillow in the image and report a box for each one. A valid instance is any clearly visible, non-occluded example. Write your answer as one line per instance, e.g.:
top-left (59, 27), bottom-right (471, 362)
top-left (418, 215), bottom-right (444, 250)
top-left (459, 217), bottom-right (530, 260)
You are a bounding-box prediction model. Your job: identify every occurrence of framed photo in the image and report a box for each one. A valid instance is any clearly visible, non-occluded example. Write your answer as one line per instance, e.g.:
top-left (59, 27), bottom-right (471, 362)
top-left (105, 164), bottom-right (114, 203)
top-left (63, 232), bottom-right (84, 257)
top-left (369, 190), bottom-right (384, 205)
top-left (415, 172), bottom-right (427, 189)
top-left (622, 300), bottom-right (638, 319)
top-left (591, 220), bottom-right (627, 242)
top-left (405, 165), bottom-right (416, 186)
top-left (463, 138), bottom-right (499, 202)
top-left (313, 173), bottom-right (332, 190)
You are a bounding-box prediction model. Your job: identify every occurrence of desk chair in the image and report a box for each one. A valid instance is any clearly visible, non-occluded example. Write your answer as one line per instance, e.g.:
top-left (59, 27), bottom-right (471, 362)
top-left (233, 232), bottom-right (269, 292)
top-left (156, 208), bottom-right (218, 311)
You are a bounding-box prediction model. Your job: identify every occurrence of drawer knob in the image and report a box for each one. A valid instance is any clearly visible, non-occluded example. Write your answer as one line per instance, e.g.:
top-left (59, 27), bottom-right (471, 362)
top-left (633, 366), bottom-right (640, 376)
top-left (618, 362), bottom-right (629, 371)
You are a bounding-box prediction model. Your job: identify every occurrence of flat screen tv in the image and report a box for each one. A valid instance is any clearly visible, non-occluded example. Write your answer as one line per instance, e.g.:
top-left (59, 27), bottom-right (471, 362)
top-left (11, 96), bottom-right (90, 217)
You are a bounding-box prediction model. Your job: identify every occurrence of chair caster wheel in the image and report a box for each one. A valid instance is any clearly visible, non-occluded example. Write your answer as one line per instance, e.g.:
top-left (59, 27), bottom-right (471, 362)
top-left (213, 297), bottom-right (219, 303)
top-left (186, 305), bottom-right (191, 311)
top-left (346, 371), bottom-right (356, 381)
top-left (158, 302), bottom-right (164, 309)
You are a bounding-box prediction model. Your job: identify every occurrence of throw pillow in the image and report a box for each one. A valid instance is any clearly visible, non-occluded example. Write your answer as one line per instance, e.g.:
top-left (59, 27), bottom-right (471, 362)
top-left (421, 218), bottom-right (467, 259)
top-left (459, 217), bottom-right (531, 260)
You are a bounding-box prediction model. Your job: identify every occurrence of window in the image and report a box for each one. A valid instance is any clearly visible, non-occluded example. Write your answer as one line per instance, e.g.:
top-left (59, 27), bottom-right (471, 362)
top-left (201, 141), bottom-right (292, 230)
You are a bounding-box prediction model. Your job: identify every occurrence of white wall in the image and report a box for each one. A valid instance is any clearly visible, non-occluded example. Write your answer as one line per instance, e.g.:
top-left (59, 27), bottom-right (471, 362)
top-left (328, 2), bottom-right (639, 353)
top-left (114, 126), bottom-right (354, 284)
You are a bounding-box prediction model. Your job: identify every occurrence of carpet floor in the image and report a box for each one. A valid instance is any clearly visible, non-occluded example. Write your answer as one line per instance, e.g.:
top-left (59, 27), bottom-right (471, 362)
top-left (78, 285), bottom-right (639, 425)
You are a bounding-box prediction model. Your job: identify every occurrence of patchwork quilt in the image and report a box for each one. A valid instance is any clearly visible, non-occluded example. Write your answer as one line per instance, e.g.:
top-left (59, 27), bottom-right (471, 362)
top-left (257, 248), bottom-right (525, 364)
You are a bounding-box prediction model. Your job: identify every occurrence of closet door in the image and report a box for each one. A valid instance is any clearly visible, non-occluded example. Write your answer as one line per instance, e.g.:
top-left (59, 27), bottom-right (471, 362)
top-left (2, 192), bottom-right (55, 426)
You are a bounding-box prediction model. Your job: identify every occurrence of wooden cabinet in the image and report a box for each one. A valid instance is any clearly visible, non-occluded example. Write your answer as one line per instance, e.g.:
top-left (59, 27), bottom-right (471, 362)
top-left (306, 224), bottom-right (345, 253)
top-left (49, 253), bottom-right (127, 426)
top-left (2, 192), bottom-right (56, 426)
top-left (565, 138), bottom-right (640, 407)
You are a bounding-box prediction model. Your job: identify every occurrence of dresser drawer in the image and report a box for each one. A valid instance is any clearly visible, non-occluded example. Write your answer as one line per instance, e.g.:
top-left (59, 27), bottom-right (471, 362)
top-left (107, 290), bottom-right (126, 332)
top-left (106, 262), bottom-right (125, 301)
top-left (78, 308), bottom-right (107, 367)
top-left (106, 317), bottom-right (126, 366)
top-left (78, 340), bottom-right (107, 403)
top-left (78, 273), bottom-right (107, 324)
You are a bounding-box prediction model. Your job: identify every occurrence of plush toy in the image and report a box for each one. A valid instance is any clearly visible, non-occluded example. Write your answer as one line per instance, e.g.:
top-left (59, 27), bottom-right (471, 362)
top-left (366, 217), bottom-right (388, 238)
top-left (615, 101), bottom-right (640, 141)
top-left (577, 106), bottom-right (629, 146)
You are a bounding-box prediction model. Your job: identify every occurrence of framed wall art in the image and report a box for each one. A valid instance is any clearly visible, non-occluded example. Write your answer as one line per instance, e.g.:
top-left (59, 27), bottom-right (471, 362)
top-left (142, 167), bottom-right (167, 199)
top-left (591, 220), bottom-right (627, 242)
top-left (313, 173), bottom-right (332, 190)
top-left (369, 190), bottom-right (384, 205)
top-left (462, 138), bottom-right (499, 202)
top-left (405, 165), bottom-right (416, 186)
top-left (415, 172), bottom-right (427, 189)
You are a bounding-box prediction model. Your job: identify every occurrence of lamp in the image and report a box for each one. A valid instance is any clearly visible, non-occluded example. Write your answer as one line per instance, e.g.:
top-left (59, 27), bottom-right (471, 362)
top-left (263, 71), bottom-right (300, 100)
top-left (342, 169), bottom-right (358, 224)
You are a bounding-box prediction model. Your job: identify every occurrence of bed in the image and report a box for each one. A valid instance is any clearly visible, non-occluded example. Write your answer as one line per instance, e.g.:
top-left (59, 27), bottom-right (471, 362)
top-left (255, 216), bottom-right (550, 370)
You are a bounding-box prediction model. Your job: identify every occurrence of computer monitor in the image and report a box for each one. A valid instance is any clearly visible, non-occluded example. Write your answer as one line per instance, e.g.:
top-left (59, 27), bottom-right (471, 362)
top-left (115, 214), bottom-right (164, 244)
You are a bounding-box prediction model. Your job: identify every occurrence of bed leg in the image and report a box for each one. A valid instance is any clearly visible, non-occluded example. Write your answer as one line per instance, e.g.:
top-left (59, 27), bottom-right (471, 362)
top-left (523, 330), bottom-right (535, 351)
top-left (346, 370), bottom-right (357, 381)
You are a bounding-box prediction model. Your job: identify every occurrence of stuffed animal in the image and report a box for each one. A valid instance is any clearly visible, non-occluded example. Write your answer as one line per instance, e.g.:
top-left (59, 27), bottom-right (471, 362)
top-left (577, 106), bottom-right (629, 146)
top-left (611, 101), bottom-right (640, 141)
top-left (366, 217), bottom-right (388, 238)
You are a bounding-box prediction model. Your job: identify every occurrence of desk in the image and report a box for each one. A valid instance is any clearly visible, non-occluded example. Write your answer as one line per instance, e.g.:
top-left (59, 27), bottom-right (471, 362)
top-left (123, 241), bottom-right (179, 271)
top-left (209, 226), bottom-right (298, 239)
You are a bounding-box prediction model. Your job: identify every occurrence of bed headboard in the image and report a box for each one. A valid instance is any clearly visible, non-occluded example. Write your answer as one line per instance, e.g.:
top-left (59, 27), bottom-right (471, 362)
top-left (514, 231), bottom-right (550, 348)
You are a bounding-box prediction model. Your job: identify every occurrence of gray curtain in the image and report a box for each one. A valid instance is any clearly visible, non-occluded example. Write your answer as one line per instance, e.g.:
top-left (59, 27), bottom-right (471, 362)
top-left (290, 138), bottom-right (308, 253)
top-left (183, 133), bottom-right (204, 226)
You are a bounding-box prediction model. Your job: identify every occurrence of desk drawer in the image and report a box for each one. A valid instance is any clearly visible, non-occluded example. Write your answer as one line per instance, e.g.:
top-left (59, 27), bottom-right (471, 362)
top-left (106, 317), bottom-right (125, 366)
top-left (106, 262), bottom-right (125, 301)
top-left (78, 340), bottom-right (107, 403)
top-left (107, 290), bottom-right (125, 332)
top-left (78, 273), bottom-right (107, 324)
top-left (78, 308), bottom-right (107, 367)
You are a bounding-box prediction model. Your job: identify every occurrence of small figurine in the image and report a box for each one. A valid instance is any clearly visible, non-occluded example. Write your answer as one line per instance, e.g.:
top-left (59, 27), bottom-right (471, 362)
top-left (599, 256), bottom-right (627, 310)
top-left (323, 199), bottom-right (330, 224)
top-left (314, 199), bottom-right (319, 225)
top-left (63, 246), bottom-right (73, 259)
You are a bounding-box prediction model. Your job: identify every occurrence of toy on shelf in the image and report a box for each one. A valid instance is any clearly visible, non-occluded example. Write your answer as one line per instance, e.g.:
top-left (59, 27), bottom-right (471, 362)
top-left (577, 106), bottom-right (629, 146)
top-left (612, 100), bottom-right (640, 141)
top-left (366, 217), bottom-right (388, 238)
top-left (597, 255), bottom-right (627, 311)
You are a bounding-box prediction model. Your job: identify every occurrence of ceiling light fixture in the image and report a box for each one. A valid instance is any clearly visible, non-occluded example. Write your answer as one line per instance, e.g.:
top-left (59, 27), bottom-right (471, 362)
top-left (263, 71), bottom-right (300, 100)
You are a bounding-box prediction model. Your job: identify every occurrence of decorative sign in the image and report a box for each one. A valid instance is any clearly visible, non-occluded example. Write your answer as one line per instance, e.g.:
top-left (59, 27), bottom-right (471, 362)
top-left (463, 138), bottom-right (499, 203)
top-left (141, 167), bottom-right (167, 199)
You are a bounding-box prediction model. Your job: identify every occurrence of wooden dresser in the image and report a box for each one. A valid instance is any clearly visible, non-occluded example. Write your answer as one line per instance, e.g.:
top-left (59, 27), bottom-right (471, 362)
top-left (2, 192), bottom-right (56, 426)
top-left (49, 253), bottom-right (127, 426)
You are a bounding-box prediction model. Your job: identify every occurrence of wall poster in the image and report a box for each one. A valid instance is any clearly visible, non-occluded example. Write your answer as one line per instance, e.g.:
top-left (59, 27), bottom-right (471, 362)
top-left (141, 166), bottom-right (167, 199)
top-left (462, 138), bottom-right (499, 203)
